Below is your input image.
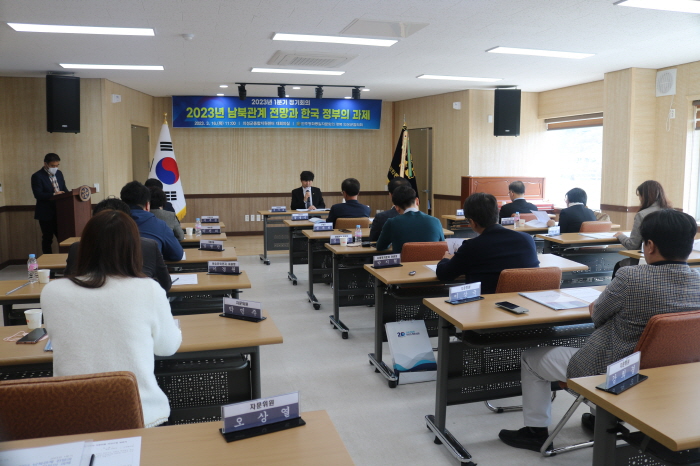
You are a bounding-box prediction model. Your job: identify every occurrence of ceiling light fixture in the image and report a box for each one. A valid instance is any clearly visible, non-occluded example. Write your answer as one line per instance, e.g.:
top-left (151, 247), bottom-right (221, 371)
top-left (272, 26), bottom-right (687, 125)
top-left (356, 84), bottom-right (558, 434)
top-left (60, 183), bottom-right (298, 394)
top-left (344, 96), bottom-right (352, 99)
top-left (362, 88), bottom-right (370, 92)
top-left (8, 23), bottom-right (154, 36)
top-left (417, 74), bottom-right (502, 82)
top-left (251, 68), bottom-right (344, 76)
top-left (273, 32), bottom-right (397, 47)
top-left (238, 84), bottom-right (247, 101)
top-left (278, 86), bottom-right (286, 98)
top-left (59, 64), bottom-right (164, 70)
top-left (219, 84), bottom-right (228, 88)
top-left (217, 93), bottom-right (224, 96)
top-left (315, 86), bottom-right (323, 99)
top-left (292, 86), bottom-right (301, 90)
top-left (486, 46), bottom-right (594, 59)
top-left (614, 0), bottom-right (700, 13)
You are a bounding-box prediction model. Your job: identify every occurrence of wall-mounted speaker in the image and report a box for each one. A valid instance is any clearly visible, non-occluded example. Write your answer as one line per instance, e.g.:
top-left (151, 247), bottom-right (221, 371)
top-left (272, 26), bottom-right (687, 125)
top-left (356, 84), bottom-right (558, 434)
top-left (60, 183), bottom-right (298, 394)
top-left (46, 75), bottom-right (80, 133)
top-left (494, 88), bottom-right (520, 137)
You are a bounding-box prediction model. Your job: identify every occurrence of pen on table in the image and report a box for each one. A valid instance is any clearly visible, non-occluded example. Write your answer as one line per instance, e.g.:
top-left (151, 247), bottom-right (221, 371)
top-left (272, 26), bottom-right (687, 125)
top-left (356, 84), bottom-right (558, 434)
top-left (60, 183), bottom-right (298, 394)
top-left (172, 278), bottom-right (180, 285)
top-left (5, 282), bottom-right (31, 296)
top-left (89, 454), bottom-right (95, 466)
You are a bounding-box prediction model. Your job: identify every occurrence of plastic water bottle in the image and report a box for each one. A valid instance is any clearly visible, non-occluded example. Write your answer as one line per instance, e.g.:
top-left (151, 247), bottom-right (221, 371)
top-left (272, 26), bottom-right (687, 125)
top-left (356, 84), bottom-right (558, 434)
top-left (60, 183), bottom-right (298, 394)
top-left (195, 218), bottom-right (202, 236)
top-left (354, 225), bottom-right (363, 244)
top-left (514, 212), bottom-right (520, 228)
top-left (27, 254), bottom-right (39, 283)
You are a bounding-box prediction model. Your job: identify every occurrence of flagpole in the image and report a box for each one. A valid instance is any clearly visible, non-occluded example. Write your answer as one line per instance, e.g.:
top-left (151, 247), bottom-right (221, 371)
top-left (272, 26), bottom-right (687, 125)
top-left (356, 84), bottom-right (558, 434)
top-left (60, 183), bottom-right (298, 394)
top-left (163, 112), bottom-right (167, 124)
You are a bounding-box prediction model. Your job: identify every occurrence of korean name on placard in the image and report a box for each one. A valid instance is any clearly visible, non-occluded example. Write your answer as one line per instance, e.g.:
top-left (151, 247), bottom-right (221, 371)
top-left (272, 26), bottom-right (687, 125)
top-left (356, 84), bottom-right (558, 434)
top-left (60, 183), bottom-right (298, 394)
top-left (373, 253), bottom-right (401, 268)
top-left (456, 209), bottom-right (464, 216)
top-left (208, 261), bottom-right (239, 274)
top-left (201, 226), bottom-right (221, 234)
top-left (222, 392), bottom-right (300, 434)
top-left (329, 234), bottom-right (353, 245)
top-left (224, 297), bottom-right (262, 319)
top-left (201, 216), bottom-right (219, 223)
top-left (313, 222), bottom-right (333, 231)
top-left (291, 213), bottom-right (309, 221)
top-left (449, 282), bottom-right (481, 301)
top-left (271, 206), bottom-right (287, 212)
top-left (200, 240), bottom-right (223, 251)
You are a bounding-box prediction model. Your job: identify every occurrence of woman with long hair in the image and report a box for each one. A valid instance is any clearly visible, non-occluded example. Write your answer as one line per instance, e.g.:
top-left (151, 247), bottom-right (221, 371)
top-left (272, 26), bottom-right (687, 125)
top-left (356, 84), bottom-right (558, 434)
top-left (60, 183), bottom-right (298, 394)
top-left (42, 210), bottom-right (181, 427)
top-left (615, 180), bottom-right (670, 250)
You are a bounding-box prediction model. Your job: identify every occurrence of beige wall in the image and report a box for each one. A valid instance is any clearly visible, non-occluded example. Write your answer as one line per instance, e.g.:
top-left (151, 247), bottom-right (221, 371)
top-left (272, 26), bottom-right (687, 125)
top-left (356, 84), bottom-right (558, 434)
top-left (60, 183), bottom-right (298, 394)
top-left (538, 81), bottom-right (604, 119)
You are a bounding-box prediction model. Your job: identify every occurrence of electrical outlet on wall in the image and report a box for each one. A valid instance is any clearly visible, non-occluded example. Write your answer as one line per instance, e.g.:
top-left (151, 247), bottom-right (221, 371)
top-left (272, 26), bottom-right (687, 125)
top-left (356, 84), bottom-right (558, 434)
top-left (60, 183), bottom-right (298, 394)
top-left (94, 183), bottom-right (100, 193)
top-left (244, 215), bottom-right (250, 222)
top-left (256, 215), bottom-right (262, 221)
top-left (669, 109), bottom-right (676, 119)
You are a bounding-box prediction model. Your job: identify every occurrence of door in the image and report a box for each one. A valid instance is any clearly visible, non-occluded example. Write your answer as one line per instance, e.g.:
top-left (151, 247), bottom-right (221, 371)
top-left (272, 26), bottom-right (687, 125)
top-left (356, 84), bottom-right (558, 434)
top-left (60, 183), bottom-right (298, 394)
top-left (131, 125), bottom-right (150, 182)
top-left (407, 128), bottom-right (432, 214)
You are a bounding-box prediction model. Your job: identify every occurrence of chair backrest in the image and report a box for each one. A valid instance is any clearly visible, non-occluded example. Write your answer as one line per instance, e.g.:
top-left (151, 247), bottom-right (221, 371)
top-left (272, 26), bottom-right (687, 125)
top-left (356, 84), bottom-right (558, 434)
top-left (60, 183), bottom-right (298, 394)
top-left (511, 213), bottom-right (537, 221)
top-left (0, 371), bottom-right (144, 441)
top-left (401, 242), bottom-right (449, 262)
top-left (579, 221), bottom-right (612, 233)
top-left (634, 310), bottom-right (700, 370)
top-left (336, 217), bottom-right (370, 230)
top-left (494, 267), bottom-right (562, 294)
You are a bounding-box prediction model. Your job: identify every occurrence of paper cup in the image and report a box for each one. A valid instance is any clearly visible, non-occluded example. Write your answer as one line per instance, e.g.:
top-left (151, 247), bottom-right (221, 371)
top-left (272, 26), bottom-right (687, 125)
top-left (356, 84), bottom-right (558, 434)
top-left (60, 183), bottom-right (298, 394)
top-left (340, 237), bottom-right (348, 246)
top-left (518, 219), bottom-right (526, 227)
top-left (38, 269), bottom-right (50, 284)
top-left (24, 309), bottom-right (42, 330)
top-left (186, 227), bottom-right (194, 235)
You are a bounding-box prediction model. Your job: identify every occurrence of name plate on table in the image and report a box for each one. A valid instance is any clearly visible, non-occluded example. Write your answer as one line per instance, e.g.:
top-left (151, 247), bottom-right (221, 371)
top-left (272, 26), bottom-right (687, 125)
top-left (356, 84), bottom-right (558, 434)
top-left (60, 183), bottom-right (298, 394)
top-left (373, 253), bottom-right (401, 269)
top-left (547, 226), bottom-right (561, 236)
top-left (208, 261), bottom-right (240, 275)
top-left (501, 217), bottom-right (515, 225)
top-left (221, 297), bottom-right (265, 322)
top-left (221, 392), bottom-right (304, 442)
top-left (456, 209), bottom-right (464, 216)
top-left (312, 222), bottom-right (333, 231)
top-left (596, 351), bottom-right (647, 394)
top-left (201, 226), bottom-right (221, 234)
top-left (329, 234), bottom-right (353, 245)
top-left (271, 206), bottom-right (287, 212)
top-left (200, 240), bottom-right (224, 251)
top-left (446, 282), bottom-right (483, 304)
top-left (201, 216), bottom-right (219, 223)
top-left (291, 213), bottom-right (309, 221)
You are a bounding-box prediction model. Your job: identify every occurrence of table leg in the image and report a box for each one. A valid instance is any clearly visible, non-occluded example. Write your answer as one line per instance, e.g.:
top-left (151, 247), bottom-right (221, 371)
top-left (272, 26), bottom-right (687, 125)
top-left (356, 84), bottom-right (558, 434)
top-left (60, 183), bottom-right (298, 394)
top-left (368, 280), bottom-right (398, 387)
top-left (259, 215), bottom-right (270, 265)
top-left (592, 407), bottom-right (619, 466)
top-left (249, 346), bottom-right (261, 399)
top-left (425, 316), bottom-right (474, 464)
top-left (329, 252), bottom-right (349, 339)
top-left (287, 226), bottom-right (298, 285)
top-left (2, 304), bottom-right (11, 327)
top-left (306, 238), bottom-right (320, 310)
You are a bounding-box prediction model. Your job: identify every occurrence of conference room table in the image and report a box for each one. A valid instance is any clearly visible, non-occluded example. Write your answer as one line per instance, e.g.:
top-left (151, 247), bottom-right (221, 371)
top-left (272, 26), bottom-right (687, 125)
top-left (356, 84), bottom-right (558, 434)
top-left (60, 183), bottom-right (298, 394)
top-left (421, 287), bottom-right (604, 464)
top-left (181, 221), bottom-right (226, 230)
top-left (364, 256), bottom-right (590, 386)
top-left (59, 232), bottom-right (229, 250)
top-left (258, 210), bottom-right (327, 265)
top-left (0, 272), bottom-right (251, 326)
top-left (0, 410), bottom-right (354, 466)
top-left (0, 311), bottom-right (282, 419)
top-left (618, 248), bottom-right (700, 264)
top-left (568, 362), bottom-right (700, 466)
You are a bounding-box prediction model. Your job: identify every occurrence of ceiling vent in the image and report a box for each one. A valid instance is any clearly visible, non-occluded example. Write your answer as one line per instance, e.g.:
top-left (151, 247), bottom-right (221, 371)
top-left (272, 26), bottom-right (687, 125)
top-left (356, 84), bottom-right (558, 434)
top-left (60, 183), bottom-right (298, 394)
top-left (656, 69), bottom-right (677, 97)
top-left (267, 50), bottom-right (356, 68)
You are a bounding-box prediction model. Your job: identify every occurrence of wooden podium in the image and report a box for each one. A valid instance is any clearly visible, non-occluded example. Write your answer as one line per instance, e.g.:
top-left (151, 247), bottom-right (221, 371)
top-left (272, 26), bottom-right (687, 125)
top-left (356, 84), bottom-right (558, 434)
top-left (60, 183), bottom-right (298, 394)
top-left (460, 176), bottom-right (553, 211)
top-left (54, 186), bottom-right (96, 242)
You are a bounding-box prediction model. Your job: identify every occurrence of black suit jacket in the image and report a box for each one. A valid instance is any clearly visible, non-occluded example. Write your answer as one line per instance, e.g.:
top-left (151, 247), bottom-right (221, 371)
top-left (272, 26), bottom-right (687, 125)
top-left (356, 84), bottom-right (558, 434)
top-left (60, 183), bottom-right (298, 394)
top-left (436, 224), bottom-right (540, 294)
top-left (369, 207), bottom-right (399, 241)
top-left (499, 198), bottom-right (539, 220)
top-left (291, 186), bottom-right (325, 210)
top-left (65, 238), bottom-right (172, 291)
top-left (557, 204), bottom-right (597, 233)
top-left (326, 200), bottom-right (370, 226)
top-left (31, 168), bottom-right (68, 221)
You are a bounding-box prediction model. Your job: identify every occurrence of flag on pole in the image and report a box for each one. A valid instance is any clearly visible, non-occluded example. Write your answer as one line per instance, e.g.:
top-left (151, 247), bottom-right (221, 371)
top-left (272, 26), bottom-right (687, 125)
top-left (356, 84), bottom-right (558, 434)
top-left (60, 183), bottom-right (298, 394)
top-left (149, 115), bottom-right (186, 220)
top-left (387, 124), bottom-right (418, 193)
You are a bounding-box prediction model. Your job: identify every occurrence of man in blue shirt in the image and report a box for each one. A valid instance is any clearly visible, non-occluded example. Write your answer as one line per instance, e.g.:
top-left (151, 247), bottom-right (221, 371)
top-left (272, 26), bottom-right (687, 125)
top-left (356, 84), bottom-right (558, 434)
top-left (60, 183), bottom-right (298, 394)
top-left (375, 186), bottom-right (444, 254)
top-left (326, 178), bottom-right (370, 226)
top-left (120, 181), bottom-right (183, 262)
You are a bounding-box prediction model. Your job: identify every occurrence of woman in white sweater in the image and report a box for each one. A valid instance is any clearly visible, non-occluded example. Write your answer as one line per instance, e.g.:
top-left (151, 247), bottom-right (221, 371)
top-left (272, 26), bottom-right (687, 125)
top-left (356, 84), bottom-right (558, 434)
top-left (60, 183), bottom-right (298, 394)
top-left (42, 210), bottom-right (182, 427)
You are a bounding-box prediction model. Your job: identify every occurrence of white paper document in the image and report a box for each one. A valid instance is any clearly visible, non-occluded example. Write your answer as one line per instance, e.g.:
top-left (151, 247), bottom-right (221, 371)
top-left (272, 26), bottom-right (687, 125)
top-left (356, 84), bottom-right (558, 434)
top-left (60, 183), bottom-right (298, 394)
top-left (520, 290), bottom-right (589, 310)
top-left (180, 250), bottom-right (186, 260)
top-left (308, 217), bottom-right (324, 223)
top-left (170, 274), bottom-right (198, 285)
top-left (0, 441), bottom-right (87, 466)
top-left (525, 211), bottom-right (551, 228)
top-left (90, 437), bottom-right (141, 466)
top-left (425, 264), bottom-right (438, 272)
top-left (561, 287), bottom-right (602, 303)
top-left (446, 238), bottom-right (466, 254)
top-left (693, 239), bottom-right (700, 252)
top-left (579, 231), bottom-right (630, 239)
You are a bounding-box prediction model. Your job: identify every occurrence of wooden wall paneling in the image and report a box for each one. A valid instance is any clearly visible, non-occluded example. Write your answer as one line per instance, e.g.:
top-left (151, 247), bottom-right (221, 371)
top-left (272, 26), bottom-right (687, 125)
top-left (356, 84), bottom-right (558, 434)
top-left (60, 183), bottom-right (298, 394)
top-left (538, 81), bottom-right (604, 119)
top-left (433, 197), bottom-right (462, 228)
top-left (628, 69), bottom-right (658, 197)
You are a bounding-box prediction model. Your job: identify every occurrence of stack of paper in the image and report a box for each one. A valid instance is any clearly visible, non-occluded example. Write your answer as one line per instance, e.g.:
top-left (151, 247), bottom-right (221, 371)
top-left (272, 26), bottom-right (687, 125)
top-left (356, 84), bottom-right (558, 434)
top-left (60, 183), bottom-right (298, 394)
top-left (524, 211), bottom-right (552, 228)
top-left (693, 239), bottom-right (700, 252)
top-left (520, 287), bottom-right (602, 310)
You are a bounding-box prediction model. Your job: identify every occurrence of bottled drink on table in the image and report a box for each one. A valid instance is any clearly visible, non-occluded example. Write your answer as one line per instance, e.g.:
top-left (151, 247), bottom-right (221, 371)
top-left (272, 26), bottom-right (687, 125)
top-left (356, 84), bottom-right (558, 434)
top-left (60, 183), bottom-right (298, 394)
top-left (27, 254), bottom-right (39, 283)
top-left (513, 212), bottom-right (520, 228)
top-left (195, 218), bottom-right (202, 236)
top-left (355, 225), bottom-right (363, 244)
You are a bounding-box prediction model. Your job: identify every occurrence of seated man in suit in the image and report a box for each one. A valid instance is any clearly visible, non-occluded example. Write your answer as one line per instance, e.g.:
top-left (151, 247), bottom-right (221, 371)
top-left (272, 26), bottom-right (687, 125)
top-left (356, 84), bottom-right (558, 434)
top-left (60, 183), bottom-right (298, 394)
top-left (326, 178), bottom-right (370, 226)
top-left (291, 170), bottom-right (325, 211)
top-left (546, 187), bottom-right (597, 233)
top-left (369, 177), bottom-right (411, 242)
top-left (499, 180), bottom-right (539, 220)
top-left (145, 178), bottom-right (176, 213)
top-left (499, 209), bottom-right (700, 452)
top-left (120, 181), bottom-right (183, 262)
top-left (436, 192), bottom-right (539, 294)
top-left (65, 198), bottom-right (171, 291)
top-left (375, 186), bottom-right (445, 254)
top-left (31, 153), bottom-right (69, 254)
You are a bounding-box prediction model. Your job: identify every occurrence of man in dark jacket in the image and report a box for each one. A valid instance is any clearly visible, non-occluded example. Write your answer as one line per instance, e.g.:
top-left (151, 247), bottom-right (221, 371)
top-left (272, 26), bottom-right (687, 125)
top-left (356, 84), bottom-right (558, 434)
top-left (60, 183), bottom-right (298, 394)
top-left (499, 180), bottom-right (539, 220)
top-left (326, 178), bottom-right (370, 226)
top-left (31, 153), bottom-right (69, 253)
top-left (290, 171), bottom-right (325, 211)
top-left (369, 177), bottom-right (411, 241)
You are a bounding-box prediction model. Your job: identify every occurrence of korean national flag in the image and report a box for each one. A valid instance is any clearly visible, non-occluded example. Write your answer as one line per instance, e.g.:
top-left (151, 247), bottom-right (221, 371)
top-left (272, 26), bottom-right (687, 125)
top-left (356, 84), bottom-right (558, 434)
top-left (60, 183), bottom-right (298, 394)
top-left (149, 119), bottom-right (186, 220)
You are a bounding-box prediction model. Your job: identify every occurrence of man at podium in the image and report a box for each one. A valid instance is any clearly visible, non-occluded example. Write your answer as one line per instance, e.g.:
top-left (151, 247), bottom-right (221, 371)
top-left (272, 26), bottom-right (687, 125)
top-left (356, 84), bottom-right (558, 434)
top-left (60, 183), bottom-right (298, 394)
top-left (31, 153), bottom-right (68, 254)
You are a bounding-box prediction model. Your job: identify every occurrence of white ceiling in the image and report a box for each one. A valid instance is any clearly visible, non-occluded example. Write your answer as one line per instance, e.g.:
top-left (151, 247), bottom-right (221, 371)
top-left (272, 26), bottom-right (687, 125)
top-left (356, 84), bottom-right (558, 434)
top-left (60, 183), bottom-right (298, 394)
top-left (1, 0), bottom-right (699, 101)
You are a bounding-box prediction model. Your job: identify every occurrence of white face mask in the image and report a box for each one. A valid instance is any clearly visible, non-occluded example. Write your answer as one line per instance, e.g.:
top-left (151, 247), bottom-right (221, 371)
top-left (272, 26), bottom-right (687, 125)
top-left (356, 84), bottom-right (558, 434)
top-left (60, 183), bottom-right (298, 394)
top-left (48, 167), bottom-right (58, 175)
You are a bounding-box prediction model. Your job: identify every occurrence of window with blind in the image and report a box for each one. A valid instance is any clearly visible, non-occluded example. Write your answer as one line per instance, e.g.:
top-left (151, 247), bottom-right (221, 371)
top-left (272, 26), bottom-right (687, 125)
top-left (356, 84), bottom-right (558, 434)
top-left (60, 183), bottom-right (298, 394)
top-left (545, 113), bottom-right (603, 131)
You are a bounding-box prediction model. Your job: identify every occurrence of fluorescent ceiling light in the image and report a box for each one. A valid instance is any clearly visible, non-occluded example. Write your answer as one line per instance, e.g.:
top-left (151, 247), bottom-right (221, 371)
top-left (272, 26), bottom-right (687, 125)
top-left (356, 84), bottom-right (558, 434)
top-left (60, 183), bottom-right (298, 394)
top-left (219, 85), bottom-right (228, 88)
top-left (292, 86), bottom-right (301, 90)
top-left (362, 88), bottom-right (370, 92)
top-left (615, 0), bottom-right (700, 13)
top-left (216, 93), bottom-right (224, 96)
top-left (8, 23), bottom-right (154, 36)
top-left (60, 64), bottom-right (164, 70)
top-left (486, 46), bottom-right (593, 59)
top-left (273, 32), bottom-right (396, 47)
top-left (251, 68), bottom-right (344, 76)
top-left (344, 96), bottom-right (352, 99)
top-left (417, 74), bottom-right (502, 82)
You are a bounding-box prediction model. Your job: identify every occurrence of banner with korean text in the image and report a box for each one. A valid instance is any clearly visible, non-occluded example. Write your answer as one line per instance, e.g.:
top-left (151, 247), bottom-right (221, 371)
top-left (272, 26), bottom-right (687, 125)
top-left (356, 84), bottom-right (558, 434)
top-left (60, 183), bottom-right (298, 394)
top-left (172, 96), bottom-right (382, 130)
